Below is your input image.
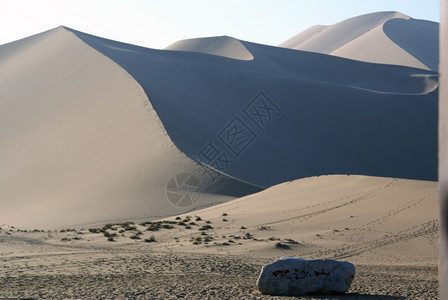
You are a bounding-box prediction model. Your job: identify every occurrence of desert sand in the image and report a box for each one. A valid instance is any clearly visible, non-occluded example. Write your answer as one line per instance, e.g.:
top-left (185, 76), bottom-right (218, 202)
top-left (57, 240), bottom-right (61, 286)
top-left (0, 10), bottom-right (440, 299)
top-left (0, 175), bottom-right (439, 299)
top-left (0, 16), bottom-right (438, 228)
top-left (279, 11), bottom-right (439, 71)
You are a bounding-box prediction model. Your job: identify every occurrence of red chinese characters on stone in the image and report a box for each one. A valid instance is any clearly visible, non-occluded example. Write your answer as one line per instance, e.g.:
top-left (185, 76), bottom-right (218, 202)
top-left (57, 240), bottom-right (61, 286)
top-left (314, 269), bottom-right (331, 277)
top-left (293, 268), bottom-right (312, 279)
top-left (272, 269), bottom-right (291, 279)
top-left (272, 268), bottom-right (331, 280)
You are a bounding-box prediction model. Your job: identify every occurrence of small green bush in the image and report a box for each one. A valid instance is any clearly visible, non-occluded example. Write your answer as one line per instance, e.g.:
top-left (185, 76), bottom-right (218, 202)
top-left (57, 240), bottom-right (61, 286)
top-left (144, 235), bottom-right (156, 243)
top-left (199, 225), bottom-right (213, 231)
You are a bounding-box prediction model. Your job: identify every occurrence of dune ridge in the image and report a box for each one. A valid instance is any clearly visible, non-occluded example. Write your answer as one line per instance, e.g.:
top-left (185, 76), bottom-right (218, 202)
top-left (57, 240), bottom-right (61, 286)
top-left (68, 26), bottom-right (437, 188)
top-left (0, 13), bottom-right (438, 228)
top-left (279, 11), bottom-right (439, 71)
top-left (165, 35), bottom-right (254, 60)
top-left (0, 27), bottom-right (258, 229)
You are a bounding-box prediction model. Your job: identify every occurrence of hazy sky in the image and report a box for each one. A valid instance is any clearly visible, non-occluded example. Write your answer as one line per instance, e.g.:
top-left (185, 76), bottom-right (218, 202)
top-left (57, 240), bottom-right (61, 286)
top-left (0, 0), bottom-right (440, 49)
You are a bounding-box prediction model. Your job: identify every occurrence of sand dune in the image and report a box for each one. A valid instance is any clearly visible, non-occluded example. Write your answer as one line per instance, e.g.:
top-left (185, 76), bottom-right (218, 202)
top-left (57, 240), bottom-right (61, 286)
top-left (164, 175), bottom-right (438, 265)
top-left (0, 27), bottom-right (258, 229)
top-left (0, 175), bottom-right (438, 298)
top-left (279, 11), bottom-right (439, 71)
top-left (165, 35), bottom-right (253, 60)
top-left (0, 18), bottom-right (438, 228)
top-left (69, 26), bottom-right (437, 186)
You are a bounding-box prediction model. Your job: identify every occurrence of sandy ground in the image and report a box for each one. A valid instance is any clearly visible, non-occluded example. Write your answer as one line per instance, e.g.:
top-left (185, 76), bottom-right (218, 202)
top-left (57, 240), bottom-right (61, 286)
top-left (0, 234), bottom-right (438, 299)
top-left (0, 175), bottom-right (439, 299)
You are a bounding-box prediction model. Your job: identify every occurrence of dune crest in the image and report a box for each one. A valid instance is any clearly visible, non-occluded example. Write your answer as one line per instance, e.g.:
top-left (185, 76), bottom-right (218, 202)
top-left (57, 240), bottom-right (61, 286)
top-left (0, 27), bottom-right (258, 229)
top-left (0, 17), bottom-right (438, 228)
top-left (280, 11), bottom-right (438, 71)
top-left (165, 35), bottom-right (253, 60)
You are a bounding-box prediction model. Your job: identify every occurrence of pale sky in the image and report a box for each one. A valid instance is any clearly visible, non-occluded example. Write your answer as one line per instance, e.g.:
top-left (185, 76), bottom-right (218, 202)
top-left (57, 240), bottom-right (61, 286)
top-left (0, 0), bottom-right (441, 49)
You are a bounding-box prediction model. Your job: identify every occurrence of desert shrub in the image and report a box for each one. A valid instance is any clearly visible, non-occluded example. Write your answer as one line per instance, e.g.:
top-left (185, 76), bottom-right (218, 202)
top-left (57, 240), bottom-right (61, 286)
top-left (258, 226), bottom-right (271, 231)
top-left (195, 216), bottom-right (202, 221)
top-left (175, 216), bottom-right (181, 220)
top-left (222, 213), bottom-right (228, 216)
top-left (144, 235), bottom-right (156, 243)
top-left (222, 218), bottom-right (228, 222)
top-left (161, 224), bottom-right (173, 229)
top-left (130, 234), bottom-right (140, 240)
top-left (103, 224), bottom-right (113, 230)
top-left (185, 225), bottom-right (192, 229)
top-left (203, 236), bottom-right (213, 242)
top-left (199, 225), bottom-right (213, 231)
top-left (88, 228), bottom-right (100, 234)
top-left (107, 237), bottom-right (115, 242)
top-left (244, 232), bottom-right (253, 239)
top-left (240, 226), bottom-right (247, 229)
top-left (124, 225), bottom-right (136, 231)
top-left (103, 231), bottom-right (118, 238)
top-left (275, 242), bottom-right (290, 249)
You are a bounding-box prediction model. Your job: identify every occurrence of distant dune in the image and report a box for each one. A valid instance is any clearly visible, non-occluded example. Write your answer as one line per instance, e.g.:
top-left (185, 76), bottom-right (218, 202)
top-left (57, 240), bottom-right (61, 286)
top-left (165, 35), bottom-right (253, 60)
top-left (0, 11), bottom-right (438, 228)
top-left (279, 11), bottom-right (439, 71)
top-left (167, 174), bottom-right (438, 265)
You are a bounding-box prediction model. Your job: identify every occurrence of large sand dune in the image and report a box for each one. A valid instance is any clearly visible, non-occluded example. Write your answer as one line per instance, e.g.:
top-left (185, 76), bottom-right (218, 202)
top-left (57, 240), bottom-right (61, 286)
top-left (279, 11), bottom-right (439, 71)
top-left (0, 13), bottom-right (438, 228)
top-left (69, 26), bottom-right (437, 186)
top-left (0, 27), bottom-right (258, 229)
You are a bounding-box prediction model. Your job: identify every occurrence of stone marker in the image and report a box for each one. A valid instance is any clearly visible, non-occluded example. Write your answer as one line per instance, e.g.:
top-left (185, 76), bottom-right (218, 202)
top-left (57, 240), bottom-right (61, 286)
top-left (257, 257), bottom-right (355, 296)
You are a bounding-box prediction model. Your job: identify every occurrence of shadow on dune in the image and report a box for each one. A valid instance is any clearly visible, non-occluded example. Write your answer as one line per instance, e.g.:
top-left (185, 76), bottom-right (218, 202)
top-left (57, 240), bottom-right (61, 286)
top-left (383, 18), bottom-right (439, 71)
